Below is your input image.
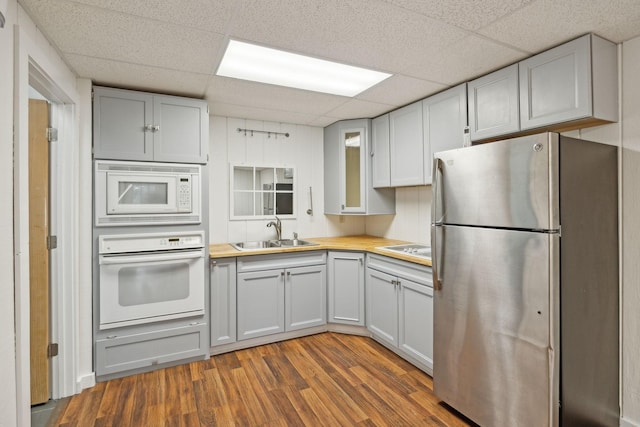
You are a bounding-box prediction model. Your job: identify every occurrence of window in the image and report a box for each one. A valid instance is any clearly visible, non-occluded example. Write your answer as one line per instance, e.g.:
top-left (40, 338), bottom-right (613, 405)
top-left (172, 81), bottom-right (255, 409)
top-left (230, 165), bottom-right (295, 219)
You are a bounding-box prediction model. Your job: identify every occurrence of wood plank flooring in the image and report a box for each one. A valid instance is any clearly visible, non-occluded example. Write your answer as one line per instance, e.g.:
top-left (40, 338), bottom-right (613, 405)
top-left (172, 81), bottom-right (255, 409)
top-left (53, 333), bottom-right (473, 426)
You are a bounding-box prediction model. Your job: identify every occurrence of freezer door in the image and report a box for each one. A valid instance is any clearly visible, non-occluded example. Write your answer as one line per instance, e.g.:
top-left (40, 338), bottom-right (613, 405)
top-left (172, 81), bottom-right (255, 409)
top-left (432, 132), bottom-right (559, 230)
top-left (432, 224), bottom-right (559, 427)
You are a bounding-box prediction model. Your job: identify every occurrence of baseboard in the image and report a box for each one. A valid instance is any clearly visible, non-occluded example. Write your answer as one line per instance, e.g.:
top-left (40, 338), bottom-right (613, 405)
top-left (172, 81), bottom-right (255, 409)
top-left (621, 417), bottom-right (640, 427)
top-left (76, 372), bottom-right (96, 392)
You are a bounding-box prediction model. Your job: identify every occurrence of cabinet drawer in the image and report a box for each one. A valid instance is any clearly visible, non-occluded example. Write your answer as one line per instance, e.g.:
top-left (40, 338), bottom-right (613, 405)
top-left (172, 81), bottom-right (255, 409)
top-left (237, 251), bottom-right (326, 273)
top-left (367, 253), bottom-right (432, 287)
top-left (96, 322), bottom-right (207, 376)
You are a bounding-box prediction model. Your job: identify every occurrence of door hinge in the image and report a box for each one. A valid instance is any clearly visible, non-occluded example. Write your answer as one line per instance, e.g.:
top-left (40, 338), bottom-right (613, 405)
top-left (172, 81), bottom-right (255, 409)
top-left (46, 127), bottom-right (58, 142)
top-left (47, 235), bottom-right (58, 250)
top-left (47, 343), bottom-right (59, 358)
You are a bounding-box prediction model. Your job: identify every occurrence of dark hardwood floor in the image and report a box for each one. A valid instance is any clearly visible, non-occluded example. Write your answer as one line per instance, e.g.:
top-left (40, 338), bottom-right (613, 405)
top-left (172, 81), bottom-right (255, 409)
top-left (53, 332), bottom-right (472, 426)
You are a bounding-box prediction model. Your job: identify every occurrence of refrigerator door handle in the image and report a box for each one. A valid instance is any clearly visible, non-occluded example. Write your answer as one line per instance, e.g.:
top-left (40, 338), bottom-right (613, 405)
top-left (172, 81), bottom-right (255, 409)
top-left (432, 157), bottom-right (444, 224)
top-left (431, 224), bottom-right (442, 291)
top-left (432, 157), bottom-right (444, 291)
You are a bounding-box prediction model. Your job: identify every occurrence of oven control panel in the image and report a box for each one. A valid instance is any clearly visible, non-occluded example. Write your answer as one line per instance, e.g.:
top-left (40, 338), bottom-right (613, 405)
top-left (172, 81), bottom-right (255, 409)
top-left (99, 231), bottom-right (205, 254)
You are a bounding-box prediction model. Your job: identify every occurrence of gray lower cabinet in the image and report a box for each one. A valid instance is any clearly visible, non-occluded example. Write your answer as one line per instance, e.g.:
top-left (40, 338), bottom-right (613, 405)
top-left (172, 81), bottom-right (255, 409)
top-left (327, 251), bottom-right (365, 326)
top-left (237, 251), bottom-right (327, 341)
top-left (93, 85), bottom-right (208, 164)
top-left (210, 258), bottom-right (237, 346)
top-left (95, 322), bottom-right (207, 377)
top-left (366, 254), bottom-right (433, 373)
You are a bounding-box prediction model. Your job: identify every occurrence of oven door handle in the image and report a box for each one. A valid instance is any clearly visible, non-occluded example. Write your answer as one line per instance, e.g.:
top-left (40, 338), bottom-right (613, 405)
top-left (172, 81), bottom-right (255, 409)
top-left (99, 251), bottom-right (204, 265)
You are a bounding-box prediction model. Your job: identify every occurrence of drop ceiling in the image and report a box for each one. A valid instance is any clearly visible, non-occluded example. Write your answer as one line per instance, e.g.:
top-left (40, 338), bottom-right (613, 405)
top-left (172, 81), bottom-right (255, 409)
top-left (18, 0), bottom-right (640, 127)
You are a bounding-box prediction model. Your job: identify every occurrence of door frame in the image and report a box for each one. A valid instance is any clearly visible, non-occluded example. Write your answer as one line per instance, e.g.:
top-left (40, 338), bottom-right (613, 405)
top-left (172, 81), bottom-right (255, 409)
top-left (14, 22), bottom-right (89, 426)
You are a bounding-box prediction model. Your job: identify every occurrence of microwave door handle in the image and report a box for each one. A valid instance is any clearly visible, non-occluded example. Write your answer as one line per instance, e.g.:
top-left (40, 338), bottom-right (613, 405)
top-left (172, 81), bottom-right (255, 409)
top-left (99, 251), bottom-right (203, 265)
top-left (117, 183), bottom-right (134, 202)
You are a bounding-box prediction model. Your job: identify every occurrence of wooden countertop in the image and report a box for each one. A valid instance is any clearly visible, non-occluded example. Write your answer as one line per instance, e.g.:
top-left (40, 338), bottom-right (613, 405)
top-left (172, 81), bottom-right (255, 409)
top-left (209, 235), bottom-right (432, 267)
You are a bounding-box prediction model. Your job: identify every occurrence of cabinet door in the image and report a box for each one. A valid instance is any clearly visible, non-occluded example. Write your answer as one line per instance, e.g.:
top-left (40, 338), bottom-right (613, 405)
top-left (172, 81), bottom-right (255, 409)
top-left (366, 267), bottom-right (398, 347)
top-left (399, 278), bottom-right (433, 372)
top-left (93, 87), bottom-right (154, 161)
top-left (519, 35), bottom-right (591, 130)
top-left (390, 101), bottom-right (424, 187)
top-left (340, 125), bottom-right (367, 213)
top-left (153, 95), bottom-right (208, 164)
top-left (95, 322), bottom-right (207, 377)
top-left (328, 252), bottom-right (365, 326)
top-left (210, 258), bottom-right (236, 346)
top-left (237, 269), bottom-right (285, 340)
top-left (423, 84), bottom-right (468, 184)
top-left (468, 64), bottom-right (519, 141)
top-left (285, 264), bottom-right (327, 331)
top-left (371, 114), bottom-right (391, 188)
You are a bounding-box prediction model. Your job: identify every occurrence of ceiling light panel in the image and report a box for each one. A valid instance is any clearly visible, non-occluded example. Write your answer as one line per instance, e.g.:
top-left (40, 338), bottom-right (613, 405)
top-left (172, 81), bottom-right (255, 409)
top-left (217, 40), bottom-right (392, 97)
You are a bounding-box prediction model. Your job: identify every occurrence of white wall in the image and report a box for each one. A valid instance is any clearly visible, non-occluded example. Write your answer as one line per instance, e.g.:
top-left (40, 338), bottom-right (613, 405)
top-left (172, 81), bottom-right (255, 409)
top-left (620, 35), bottom-right (640, 427)
top-left (209, 116), bottom-right (365, 244)
top-left (365, 186), bottom-right (432, 244)
top-left (0, 2), bottom-right (18, 426)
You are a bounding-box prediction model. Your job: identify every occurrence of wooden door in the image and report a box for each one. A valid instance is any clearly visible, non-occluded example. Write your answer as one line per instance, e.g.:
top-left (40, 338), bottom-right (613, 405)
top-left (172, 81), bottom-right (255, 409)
top-left (29, 99), bottom-right (50, 405)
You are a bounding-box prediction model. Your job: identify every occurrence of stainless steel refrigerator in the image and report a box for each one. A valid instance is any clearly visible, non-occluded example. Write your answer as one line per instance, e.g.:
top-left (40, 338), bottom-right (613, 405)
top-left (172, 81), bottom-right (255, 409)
top-left (430, 132), bottom-right (619, 427)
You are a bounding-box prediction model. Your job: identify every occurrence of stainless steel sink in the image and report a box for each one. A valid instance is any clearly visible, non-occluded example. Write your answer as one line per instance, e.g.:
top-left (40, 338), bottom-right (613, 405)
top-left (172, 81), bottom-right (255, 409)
top-left (230, 240), bottom-right (279, 250)
top-left (275, 239), bottom-right (317, 247)
top-left (230, 239), bottom-right (317, 251)
top-left (377, 244), bottom-right (431, 260)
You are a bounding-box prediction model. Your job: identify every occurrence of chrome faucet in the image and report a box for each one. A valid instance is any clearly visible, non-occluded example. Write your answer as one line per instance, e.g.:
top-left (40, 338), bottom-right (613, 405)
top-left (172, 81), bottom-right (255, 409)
top-left (266, 216), bottom-right (282, 240)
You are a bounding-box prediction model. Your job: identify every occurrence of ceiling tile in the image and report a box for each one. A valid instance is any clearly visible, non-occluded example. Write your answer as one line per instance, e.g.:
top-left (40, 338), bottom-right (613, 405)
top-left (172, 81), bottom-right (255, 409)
top-left (65, 54), bottom-right (211, 97)
top-left (206, 76), bottom-right (349, 116)
top-left (20, 0), bottom-right (224, 74)
top-left (356, 74), bottom-right (447, 106)
top-left (403, 34), bottom-right (528, 85)
top-left (477, 0), bottom-right (640, 52)
top-left (210, 102), bottom-right (325, 126)
top-left (325, 98), bottom-right (396, 120)
top-left (227, 0), bottom-right (468, 75)
top-left (59, 0), bottom-right (238, 33)
top-left (380, 0), bottom-right (536, 31)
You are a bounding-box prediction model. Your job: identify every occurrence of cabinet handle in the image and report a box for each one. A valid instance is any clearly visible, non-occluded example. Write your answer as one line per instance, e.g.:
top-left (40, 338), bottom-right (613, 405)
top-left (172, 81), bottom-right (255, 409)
top-left (210, 260), bottom-right (217, 267)
top-left (359, 258), bottom-right (363, 265)
top-left (287, 271), bottom-right (291, 276)
top-left (391, 280), bottom-right (397, 286)
top-left (152, 125), bottom-right (160, 132)
top-left (341, 204), bottom-right (345, 210)
top-left (144, 124), bottom-right (154, 132)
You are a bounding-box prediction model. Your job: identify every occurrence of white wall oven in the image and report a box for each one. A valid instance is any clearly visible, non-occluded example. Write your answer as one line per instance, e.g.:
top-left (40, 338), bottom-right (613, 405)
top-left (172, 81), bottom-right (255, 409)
top-left (95, 160), bottom-right (201, 226)
top-left (98, 231), bottom-right (206, 329)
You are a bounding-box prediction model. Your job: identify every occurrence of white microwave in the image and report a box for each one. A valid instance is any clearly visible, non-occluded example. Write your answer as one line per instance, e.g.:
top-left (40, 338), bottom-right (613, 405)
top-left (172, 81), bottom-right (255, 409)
top-left (95, 160), bottom-right (201, 226)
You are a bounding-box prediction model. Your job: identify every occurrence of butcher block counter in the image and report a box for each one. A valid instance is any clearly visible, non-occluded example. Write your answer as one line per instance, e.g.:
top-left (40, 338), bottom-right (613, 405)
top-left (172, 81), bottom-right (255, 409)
top-left (209, 235), bottom-right (432, 267)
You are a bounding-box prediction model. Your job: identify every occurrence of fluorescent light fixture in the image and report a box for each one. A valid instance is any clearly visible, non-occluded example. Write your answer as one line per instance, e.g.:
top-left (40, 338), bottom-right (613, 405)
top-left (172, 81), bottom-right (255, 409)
top-left (217, 40), bottom-right (392, 97)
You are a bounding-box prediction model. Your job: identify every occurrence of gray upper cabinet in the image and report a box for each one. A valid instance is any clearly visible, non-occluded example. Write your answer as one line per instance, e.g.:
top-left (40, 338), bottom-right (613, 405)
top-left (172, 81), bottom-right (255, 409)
top-left (389, 101), bottom-right (424, 187)
top-left (324, 119), bottom-right (395, 215)
top-left (423, 84), bottom-right (468, 184)
top-left (468, 64), bottom-right (520, 142)
top-left (519, 34), bottom-right (618, 132)
top-left (371, 114), bottom-right (391, 188)
top-left (93, 86), bottom-right (209, 164)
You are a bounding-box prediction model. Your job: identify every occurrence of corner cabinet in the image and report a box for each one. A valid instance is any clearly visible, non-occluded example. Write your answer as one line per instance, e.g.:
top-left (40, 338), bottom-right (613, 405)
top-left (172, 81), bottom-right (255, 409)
top-left (366, 254), bottom-right (434, 374)
top-left (519, 33), bottom-right (618, 132)
top-left (423, 84), bottom-right (468, 184)
top-left (210, 258), bottom-right (237, 347)
top-left (236, 252), bottom-right (327, 341)
top-left (324, 119), bottom-right (395, 215)
top-left (327, 251), bottom-right (365, 326)
top-left (93, 86), bottom-right (209, 164)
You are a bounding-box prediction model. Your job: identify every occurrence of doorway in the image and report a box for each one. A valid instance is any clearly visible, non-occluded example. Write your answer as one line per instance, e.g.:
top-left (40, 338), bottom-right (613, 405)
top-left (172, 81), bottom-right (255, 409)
top-left (29, 96), bottom-right (52, 406)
